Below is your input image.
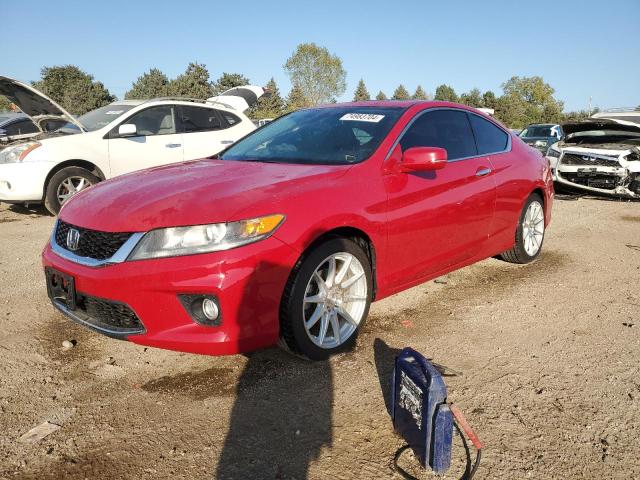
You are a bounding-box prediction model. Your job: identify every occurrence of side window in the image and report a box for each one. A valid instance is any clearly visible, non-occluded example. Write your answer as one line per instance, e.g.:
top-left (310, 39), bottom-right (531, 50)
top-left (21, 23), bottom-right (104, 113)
top-left (400, 109), bottom-right (477, 160)
top-left (468, 114), bottom-right (509, 155)
top-left (180, 106), bottom-right (223, 133)
top-left (221, 111), bottom-right (240, 127)
top-left (125, 106), bottom-right (176, 136)
top-left (6, 120), bottom-right (39, 135)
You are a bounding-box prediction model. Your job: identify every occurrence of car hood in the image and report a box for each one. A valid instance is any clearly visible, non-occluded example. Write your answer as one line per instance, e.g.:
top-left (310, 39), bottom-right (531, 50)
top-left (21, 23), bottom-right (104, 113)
top-left (0, 76), bottom-right (85, 132)
top-left (60, 159), bottom-right (351, 232)
top-left (562, 118), bottom-right (640, 136)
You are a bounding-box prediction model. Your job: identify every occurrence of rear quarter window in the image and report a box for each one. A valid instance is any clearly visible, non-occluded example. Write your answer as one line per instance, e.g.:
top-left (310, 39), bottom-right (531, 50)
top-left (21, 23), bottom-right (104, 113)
top-left (468, 114), bottom-right (509, 154)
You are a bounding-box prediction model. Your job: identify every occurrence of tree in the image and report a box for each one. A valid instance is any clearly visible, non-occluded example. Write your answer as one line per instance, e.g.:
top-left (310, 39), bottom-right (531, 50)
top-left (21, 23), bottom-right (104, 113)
top-left (250, 77), bottom-right (284, 120)
top-left (434, 84), bottom-right (459, 103)
top-left (482, 91), bottom-right (498, 110)
top-left (32, 65), bottom-right (115, 115)
top-left (375, 91), bottom-right (387, 101)
top-left (392, 85), bottom-right (410, 100)
top-left (211, 72), bottom-right (251, 95)
top-left (168, 62), bottom-right (213, 99)
top-left (0, 96), bottom-right (15, 112)
top-left (284, 84), bottom-right (310, 112)
top-left (125, 68), bottom-right (170, 99)
top-left (284, 43), bottom-right (346, 105)
top-left (352, 79), bottom-right (370, 101)
top-left (459, 88), bottom-right (484, 107)
top-left (496, 76), bottom-right (564, 128)
top-left (412, 85), bottom-right (428, 100)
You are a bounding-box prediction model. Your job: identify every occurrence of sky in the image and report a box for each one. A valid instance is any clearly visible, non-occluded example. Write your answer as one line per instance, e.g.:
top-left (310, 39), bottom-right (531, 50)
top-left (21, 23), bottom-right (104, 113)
top-left (3, 0), bottom-right (639, 112)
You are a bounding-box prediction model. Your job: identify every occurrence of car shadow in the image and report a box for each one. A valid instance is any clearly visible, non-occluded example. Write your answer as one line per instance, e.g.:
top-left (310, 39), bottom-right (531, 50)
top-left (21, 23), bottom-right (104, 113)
top-left (7, 203), bottom-right (51, 216)
top-left (215, 259), bottom-right (334, 479)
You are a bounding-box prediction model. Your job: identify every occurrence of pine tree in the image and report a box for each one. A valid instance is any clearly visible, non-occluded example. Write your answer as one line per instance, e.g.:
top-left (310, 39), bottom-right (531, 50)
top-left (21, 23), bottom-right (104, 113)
top-left (392, 85), bottom-right (410, 100)
top-left (412, 85), bottom-right (428, 100)
top-left (375, 91), bottom-right (387, 101)
top-left (434, 84), bottom-right (459, 103)
top-left (211, 72), bottom-right (251, 95)
top-left (352, 79), bottom-right (370, 101)
top-left (125, 68), bottom-right (170, 99)
top-left (168, 62), bottom-right (213, 99)
top-left (285, 84), bottom-right (309, 113)
top-left (250, 77), bottom-right (285, 120)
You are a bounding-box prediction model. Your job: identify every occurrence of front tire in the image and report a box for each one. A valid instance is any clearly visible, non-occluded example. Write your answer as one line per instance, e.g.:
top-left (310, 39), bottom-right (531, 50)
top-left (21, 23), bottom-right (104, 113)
top-left (280, 238), bottom-right (373, 360)
top-left (500, 193), bottom-right (545, 264)
top-left (44, 167), bottom-right (100, 215)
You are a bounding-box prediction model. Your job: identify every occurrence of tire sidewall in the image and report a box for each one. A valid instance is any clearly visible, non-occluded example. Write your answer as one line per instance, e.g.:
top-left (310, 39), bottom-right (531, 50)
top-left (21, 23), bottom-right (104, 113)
top-left (282, 238), bottom-right (373, 361)
top-left (45, 167), bottom-right (100, 215)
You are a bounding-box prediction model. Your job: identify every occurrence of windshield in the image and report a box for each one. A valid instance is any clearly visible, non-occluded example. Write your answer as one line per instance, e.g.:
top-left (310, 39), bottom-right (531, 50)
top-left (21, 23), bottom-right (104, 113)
top-left (520, 125), bottom-right (555, 138)
top-left (58, 104), bottom-right (136, 133)
top-left (220, 106), bottom-right (406, 165)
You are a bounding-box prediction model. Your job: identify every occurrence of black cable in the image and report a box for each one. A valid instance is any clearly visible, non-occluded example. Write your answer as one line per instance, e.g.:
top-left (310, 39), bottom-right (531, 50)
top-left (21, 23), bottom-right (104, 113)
top-left (392, 421), bottom-right (481, 480)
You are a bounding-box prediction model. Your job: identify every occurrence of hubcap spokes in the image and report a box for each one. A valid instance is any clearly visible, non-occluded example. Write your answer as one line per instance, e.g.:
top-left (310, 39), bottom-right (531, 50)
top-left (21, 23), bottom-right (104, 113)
top-left (57, 176), bottom-right (92, 205)
top-left (303, 252), bottom-right (367, 349)
top-left (522, 201), bottom-right (544, 256)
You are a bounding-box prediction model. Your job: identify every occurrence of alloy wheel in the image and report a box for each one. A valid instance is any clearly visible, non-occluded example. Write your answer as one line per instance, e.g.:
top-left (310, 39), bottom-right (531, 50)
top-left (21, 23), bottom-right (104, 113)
top-left (522, 200), bottom-right (544, 256)
top-left (56, 176), bottom-right (93, 205)
top-left (302, 252), bottom-right (368, 349)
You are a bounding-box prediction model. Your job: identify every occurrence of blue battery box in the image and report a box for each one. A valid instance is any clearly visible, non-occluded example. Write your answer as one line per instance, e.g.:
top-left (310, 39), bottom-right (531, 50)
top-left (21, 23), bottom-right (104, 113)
top-left (392, 347), bottom-right (453, 474)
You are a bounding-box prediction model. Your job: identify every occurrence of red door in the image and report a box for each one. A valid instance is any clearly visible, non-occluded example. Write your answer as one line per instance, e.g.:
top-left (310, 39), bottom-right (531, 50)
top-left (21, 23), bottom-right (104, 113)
top-left (383, 109), bottom-right (496, 288)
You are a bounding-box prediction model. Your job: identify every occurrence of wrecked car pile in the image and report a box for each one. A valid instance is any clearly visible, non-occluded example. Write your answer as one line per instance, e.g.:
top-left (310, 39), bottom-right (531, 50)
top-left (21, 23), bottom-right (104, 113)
top-left (547, 111), bottom-right (640, 199)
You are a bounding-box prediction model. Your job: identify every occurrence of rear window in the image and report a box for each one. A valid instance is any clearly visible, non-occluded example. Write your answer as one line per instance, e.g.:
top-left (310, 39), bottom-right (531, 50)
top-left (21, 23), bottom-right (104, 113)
top-left (469, 114), bottom-right (508, 154)
top-left (222, 112), bottom-right (240, 127)
top-left (180, 106), bottom-right (223, 133)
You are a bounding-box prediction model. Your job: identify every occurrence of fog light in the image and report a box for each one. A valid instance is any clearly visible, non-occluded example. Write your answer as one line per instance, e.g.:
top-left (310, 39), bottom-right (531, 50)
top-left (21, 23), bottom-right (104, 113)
top-left (178, 294), bottom-right (222, 327)
top-left (202, 298), bottom-right (219, 321)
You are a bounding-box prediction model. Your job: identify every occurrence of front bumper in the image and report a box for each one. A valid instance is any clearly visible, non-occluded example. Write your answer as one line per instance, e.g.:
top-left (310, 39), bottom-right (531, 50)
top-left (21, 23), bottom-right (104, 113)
top-left (42, 236), bottom-right (300, 356)
top-left (0, 162), bottom-right (51, 202)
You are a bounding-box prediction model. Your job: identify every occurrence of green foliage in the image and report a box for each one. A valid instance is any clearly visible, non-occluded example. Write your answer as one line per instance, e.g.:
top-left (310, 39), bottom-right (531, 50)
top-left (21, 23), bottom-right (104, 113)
top-left (285, 84), bottom-right (310, 113)
top-left (250, 77), bottom-right (284, 120)
top-left (563, 110), bottom-right (592, 122)
top-left (284, 43), bottom-right (346, 105)
top-left (32, 65), bottom-right (115, 115)
top-left (434, 84), bottom-right (459, 103)
top-left (211, 72), bottom-right (251, 95)
top-left (124, 68), bottom-right (170, 99)
top-left (167, 62), bottom-right (213, 99)
top-left (375, 91), bottom-right (387, 101)
top-left (412, 85), bottom-right (428, 100)
top-left (482, 91), bottom-right (498, 110)
top-left (353, 79), bottom-right (370, 101)
top-left (459, 88), bottom-right (484, 107)
top-left (495, 76), bottom-right (564, 128)
top-left (392, 85), bottom-right (410, 100)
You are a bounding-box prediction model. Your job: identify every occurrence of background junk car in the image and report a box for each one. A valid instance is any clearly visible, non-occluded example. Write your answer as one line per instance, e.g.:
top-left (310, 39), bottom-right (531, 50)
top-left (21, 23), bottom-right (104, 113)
top-left (519, 123), bottom-right (563, 153)
top-left (43, 101), bottom-right (554, 361)
top-left (547, 109), bottom-right (640, 198)
top-left (0, 76), bottom-right (266, 214)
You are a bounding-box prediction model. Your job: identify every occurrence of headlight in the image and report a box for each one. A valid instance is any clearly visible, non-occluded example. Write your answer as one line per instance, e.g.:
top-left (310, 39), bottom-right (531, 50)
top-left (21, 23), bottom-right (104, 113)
top-left (0, 142), bottom-right (41, 164)
top-left (128, 214), bottom-right (285, 260)
top-left (534, 140), bottom-right (548, 148)
top-left (546, 146), bottom-right (561, 158)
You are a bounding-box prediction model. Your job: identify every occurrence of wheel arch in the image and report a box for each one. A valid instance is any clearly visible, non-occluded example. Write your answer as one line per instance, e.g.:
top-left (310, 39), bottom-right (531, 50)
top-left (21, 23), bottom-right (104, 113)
top-left (42, 160), bottom-right (106, 199)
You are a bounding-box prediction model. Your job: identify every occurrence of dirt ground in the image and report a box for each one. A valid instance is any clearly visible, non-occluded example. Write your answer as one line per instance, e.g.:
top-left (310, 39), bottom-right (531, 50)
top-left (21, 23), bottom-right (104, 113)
top-left (0, 197), bottom-right (639, 480)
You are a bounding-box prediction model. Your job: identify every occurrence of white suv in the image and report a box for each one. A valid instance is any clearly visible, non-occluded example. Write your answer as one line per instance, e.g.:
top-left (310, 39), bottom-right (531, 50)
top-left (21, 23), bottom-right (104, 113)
top-left (0, 76), bottom-right (266, 214)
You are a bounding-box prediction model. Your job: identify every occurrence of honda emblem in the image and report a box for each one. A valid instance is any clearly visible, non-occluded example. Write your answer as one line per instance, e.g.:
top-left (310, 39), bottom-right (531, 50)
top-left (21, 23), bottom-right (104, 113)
top-left (66, 228), bottom-right (80, 251)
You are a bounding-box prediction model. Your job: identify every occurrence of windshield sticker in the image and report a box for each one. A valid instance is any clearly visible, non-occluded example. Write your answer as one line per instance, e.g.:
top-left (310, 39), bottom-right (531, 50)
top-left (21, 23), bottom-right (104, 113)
top-left (105, 110), bottom-right (125, 115)
top-left (340, 113), bottom-right (385, 123)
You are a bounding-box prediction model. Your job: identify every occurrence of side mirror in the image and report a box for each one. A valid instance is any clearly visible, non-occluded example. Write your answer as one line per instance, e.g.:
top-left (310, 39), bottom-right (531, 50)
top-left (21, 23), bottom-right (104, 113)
top-left (401, 147), bottom-right (447, 172)
top-left (118, 123), bottom-right (137, 137)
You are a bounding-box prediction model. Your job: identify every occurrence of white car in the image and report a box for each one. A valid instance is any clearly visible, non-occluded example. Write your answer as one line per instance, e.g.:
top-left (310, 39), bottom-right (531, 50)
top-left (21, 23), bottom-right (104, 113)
top-left (0, 76), bottom-right (266, 214)
top-left (546, 109), bottom-right (640, 198)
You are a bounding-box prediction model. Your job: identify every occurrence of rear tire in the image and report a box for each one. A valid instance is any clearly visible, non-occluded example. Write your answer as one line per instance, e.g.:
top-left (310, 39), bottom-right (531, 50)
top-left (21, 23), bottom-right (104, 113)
top-left (280, 238), bottom-right (373, 361)
top-left (500, 193), bottom-right (545, 264)
top-left (44, 167), bottom-right (100, 215)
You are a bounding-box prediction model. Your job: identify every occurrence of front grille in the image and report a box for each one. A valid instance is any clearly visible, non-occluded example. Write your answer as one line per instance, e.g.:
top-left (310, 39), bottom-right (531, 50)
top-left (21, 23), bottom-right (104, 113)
top-left (560, 172), bottom-right (621, 190)
top-left (561, 153), bottom-right (619, 167)
top-left (76, 293), bottom-right (144, 332)
top-left (55, 220), bottom-right (133, 260)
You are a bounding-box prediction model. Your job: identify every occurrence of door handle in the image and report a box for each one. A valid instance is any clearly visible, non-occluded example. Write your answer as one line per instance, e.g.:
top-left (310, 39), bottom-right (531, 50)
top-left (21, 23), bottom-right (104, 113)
top-left (475, 167), bottom-right (492, 177)
top-left (220, 140), bottom-right (233, 145)
top-left (165, 143), bottom-right (181, 148)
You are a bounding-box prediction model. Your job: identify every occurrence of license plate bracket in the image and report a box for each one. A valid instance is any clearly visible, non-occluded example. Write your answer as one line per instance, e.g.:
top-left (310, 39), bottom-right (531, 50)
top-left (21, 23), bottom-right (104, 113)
top-left (45, 267), bottom-right (77, 310)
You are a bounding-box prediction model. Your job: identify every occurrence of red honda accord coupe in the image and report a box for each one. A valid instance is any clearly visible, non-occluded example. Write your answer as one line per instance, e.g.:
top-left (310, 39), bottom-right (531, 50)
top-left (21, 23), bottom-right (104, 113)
top-left (43, 101), bottom-right (553, 360)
